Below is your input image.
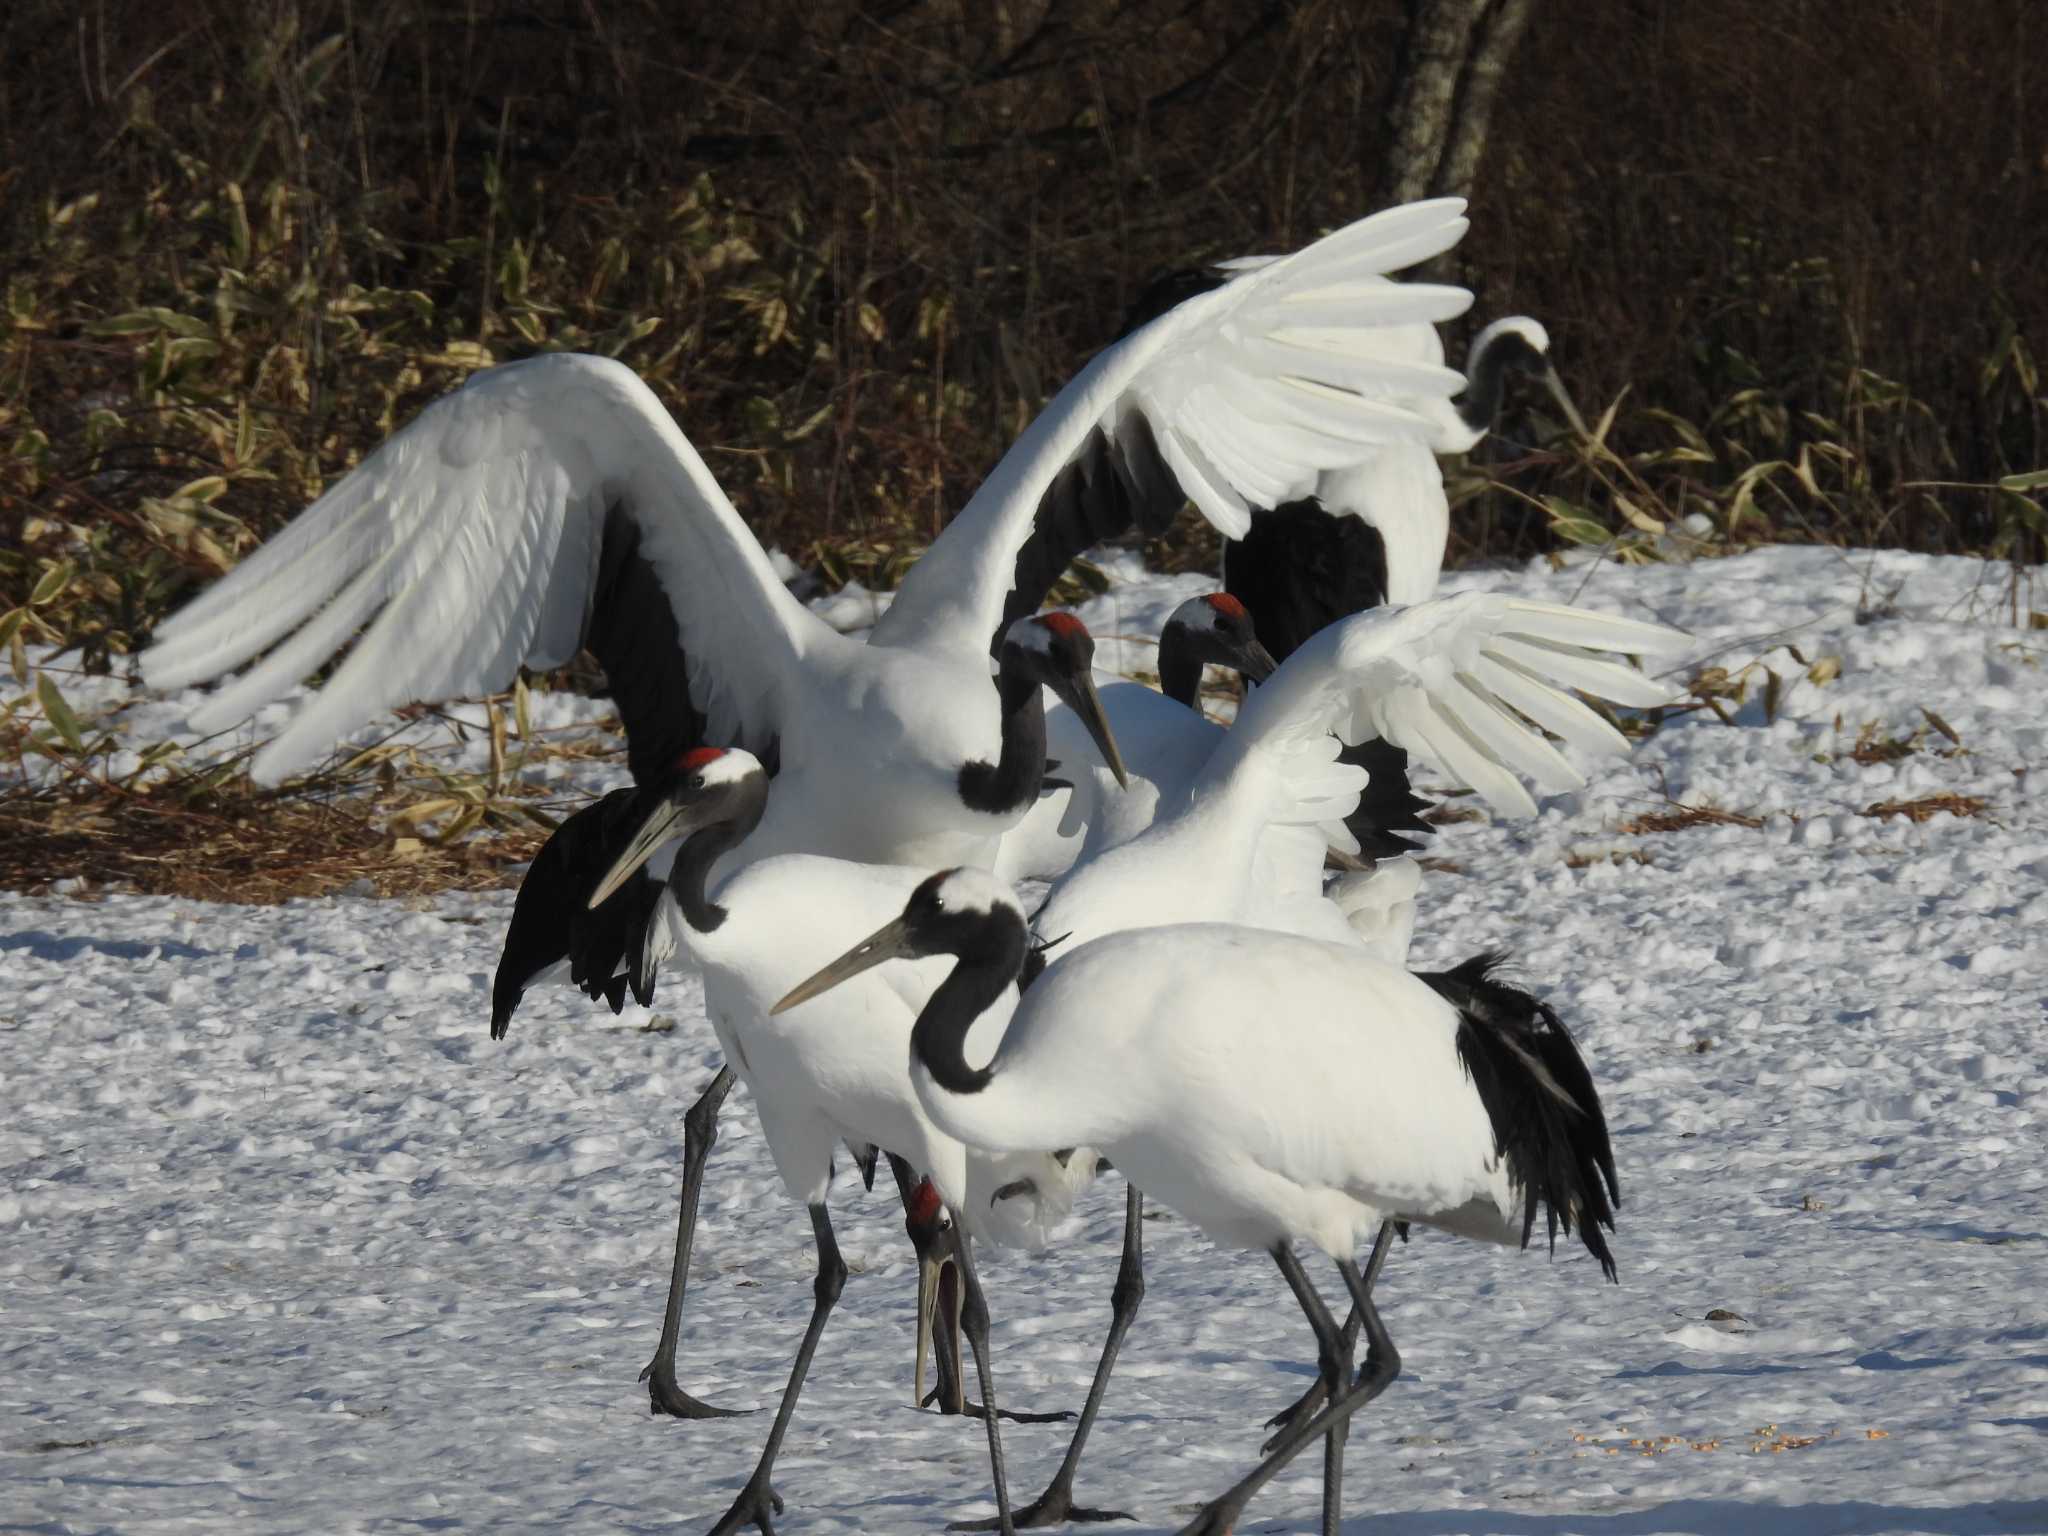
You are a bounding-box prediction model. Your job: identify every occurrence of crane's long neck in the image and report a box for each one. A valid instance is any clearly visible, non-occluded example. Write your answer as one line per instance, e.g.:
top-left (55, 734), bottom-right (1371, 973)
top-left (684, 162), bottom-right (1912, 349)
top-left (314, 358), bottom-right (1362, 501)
top-left (669, 780), bottom-right (767, 933)
top-left (1157, 626), bottom-right (1201, 709)
top-left (1456, 328), bottom-right (1517, 439)
top-left (909, 919), bottom-right (1029, 1097)
top-left (957, 665), bottom-right (1048, 818)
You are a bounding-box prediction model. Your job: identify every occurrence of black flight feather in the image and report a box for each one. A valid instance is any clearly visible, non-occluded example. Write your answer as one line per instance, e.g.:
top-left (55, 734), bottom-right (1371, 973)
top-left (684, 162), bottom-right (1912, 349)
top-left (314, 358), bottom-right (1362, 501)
top-left (1416, 952), bottom-right (1620, 1281)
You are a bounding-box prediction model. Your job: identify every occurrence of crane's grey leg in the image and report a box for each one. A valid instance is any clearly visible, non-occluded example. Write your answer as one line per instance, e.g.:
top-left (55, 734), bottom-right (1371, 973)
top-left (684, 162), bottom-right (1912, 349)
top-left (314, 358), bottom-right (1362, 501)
top-left (957, 1181), bottom-right (1145, 1529)
top-left (1260, 1216), bottom-right (1397, 1450)
top-left (705, 1201), bottom-right (848, 1536)
top-left (1320, 1274), bottom-right (1355, 1536)
top-left (644, 1065), bottom-right (748, 1419)
top-left (942, 1220), bottom-right (1017, 1536)
top-left (1177, 1241), bottom-right (1400, 1536)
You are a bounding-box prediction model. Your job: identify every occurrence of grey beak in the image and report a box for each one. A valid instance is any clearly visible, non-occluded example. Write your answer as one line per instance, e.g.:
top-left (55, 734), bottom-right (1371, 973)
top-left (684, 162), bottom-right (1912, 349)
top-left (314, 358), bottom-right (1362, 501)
top-left (771, 915), bottom-right (918, 1015)
top-left (1231, 636), bottom-right (1279, 685)
top-left (588, 796), bottom-right (697, 910)
top-left (1053, 669), bottom-right (1130, 790)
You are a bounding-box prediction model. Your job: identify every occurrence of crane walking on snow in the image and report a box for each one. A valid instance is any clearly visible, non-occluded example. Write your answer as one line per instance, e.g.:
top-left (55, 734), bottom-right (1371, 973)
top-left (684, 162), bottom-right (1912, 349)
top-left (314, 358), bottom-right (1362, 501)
top-left (774, 866), bottom-right (1620, 1536)
top-left (972, 593), bottom-right (1687, 1526)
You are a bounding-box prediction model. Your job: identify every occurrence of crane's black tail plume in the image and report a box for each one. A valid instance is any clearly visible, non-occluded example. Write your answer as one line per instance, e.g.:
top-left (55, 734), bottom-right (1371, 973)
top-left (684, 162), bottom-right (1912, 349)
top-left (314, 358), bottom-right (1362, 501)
top-left (1417, 952), bottom-right (1620, 1280)
top-left (491, 787), bottom-right (666, 1039)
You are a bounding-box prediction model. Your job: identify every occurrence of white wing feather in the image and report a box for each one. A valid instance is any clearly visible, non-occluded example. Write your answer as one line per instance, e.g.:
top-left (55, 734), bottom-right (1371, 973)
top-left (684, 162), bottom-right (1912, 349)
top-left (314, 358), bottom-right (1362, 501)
top-left (871, 199), bottom-right (1475, 654)
top-left (1214, 592), bottom-right (1693, 834)
top-left (142, 354), bottom-right (824, 783)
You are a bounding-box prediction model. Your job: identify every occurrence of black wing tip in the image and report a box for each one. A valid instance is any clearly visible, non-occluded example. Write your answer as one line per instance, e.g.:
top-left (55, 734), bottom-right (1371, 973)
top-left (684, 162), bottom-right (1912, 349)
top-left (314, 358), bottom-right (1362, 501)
top-left (1434, 957), bottom-right (1620, 1281)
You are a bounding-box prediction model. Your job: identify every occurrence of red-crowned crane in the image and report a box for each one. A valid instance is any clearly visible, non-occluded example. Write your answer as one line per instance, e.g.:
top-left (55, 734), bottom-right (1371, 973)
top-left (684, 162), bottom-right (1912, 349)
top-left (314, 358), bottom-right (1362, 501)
top-left (774, 866), bottom-right (1620, 1536)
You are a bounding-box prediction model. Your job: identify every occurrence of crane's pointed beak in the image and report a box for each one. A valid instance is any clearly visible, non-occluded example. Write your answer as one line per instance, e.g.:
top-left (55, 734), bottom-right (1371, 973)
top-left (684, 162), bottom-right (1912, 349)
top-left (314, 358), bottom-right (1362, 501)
top-left (772, 915), bottom-right (917, 1014)
top-left (1541, 364), bottom-right (1592, 441)
top-left (588, 794), bottom-right (702, 910)
top-left (1228, 635), bottom-right (1279, 686)
top-left (1053, 669), bottom-right (1129, 790)
top-left (913, 1246), bottom-right (944, 1409)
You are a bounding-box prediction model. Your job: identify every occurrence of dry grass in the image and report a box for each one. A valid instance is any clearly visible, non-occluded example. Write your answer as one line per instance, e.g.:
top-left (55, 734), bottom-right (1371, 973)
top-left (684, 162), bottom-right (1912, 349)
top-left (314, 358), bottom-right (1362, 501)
top-left (0, 787), bottom-right (543, 902)
top-left (1618, 803), bottom-right (1765, 836)
top-left (1849, 723), bottom-right (1921, 765)
top-left (1860, 793), bottom-right (1990, 825)
top-left (0, 668), bottom-right (581, 901)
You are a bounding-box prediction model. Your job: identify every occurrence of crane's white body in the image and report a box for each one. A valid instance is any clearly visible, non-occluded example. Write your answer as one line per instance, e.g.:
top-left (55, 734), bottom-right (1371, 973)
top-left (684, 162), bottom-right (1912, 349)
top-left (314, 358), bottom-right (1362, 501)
top-left (911, 908), bottom-right (1519, 1260)
top-left (680, 847), bottom-right (1085, 1246)
top-left (1033, 593), bottom-right (1693, 954)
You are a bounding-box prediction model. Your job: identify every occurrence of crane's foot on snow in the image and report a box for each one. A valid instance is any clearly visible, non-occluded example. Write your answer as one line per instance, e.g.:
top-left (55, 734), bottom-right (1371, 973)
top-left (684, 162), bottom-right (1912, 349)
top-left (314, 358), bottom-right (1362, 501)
top-left (704, 1475), bottom-right (785, 1536)
top-left (949, 1483), bottom-right (1134, 1529)
top-left (924, 1388), bottom-right (1075, 1425)
top-left (1174, 1498), bottom-right (1243, 1536)
top-left (641, 1358), bottom-right (748, 1420)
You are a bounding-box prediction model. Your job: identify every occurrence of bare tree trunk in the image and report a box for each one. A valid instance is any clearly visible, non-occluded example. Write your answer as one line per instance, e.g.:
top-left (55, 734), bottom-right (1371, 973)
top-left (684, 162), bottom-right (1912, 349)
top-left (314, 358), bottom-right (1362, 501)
top-left (1376, 0), bottom-right (1488, 208)
top-left (1432, 0), bottom-right (1535, 200)
top-left (1375, 0), bottom-right (1536, 209)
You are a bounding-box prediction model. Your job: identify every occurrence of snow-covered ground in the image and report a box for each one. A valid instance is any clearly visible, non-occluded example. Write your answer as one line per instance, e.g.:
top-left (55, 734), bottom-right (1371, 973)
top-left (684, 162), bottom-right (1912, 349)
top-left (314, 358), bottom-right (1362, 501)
top-left (4, 545), bottom-right (2047, 1534)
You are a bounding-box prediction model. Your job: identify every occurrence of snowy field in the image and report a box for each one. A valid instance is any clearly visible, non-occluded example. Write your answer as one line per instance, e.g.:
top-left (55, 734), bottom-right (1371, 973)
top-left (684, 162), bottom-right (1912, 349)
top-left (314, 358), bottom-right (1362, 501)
top-left (4, 545), bottom-right (2048, 1534)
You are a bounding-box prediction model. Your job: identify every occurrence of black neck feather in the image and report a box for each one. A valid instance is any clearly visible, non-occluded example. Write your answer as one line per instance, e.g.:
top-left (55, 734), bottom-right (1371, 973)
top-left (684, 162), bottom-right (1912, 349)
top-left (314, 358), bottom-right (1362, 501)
top-left (669, 780), bottom-right (766, 933)
top-left (956, 664), bottom-right (1048, 816)
top-left (1157, 626), bottom-right (1201, 708)
top-left (910, 916), bottom-right (1028, 1096)
top-left (1458, 338), bottom-right (1513, 436)
top-left (1459, 329), bottom-right (1545, 438)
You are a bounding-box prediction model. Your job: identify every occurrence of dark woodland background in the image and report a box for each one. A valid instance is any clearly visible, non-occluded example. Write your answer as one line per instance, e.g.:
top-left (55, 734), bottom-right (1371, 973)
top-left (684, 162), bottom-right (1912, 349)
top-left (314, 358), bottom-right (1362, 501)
top-left (2, 0), bottom-right (2044, 669)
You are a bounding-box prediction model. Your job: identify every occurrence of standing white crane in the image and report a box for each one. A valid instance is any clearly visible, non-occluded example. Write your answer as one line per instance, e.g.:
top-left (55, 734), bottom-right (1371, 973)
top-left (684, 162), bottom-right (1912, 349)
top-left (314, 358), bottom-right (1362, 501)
top-left (583, 745), bottom-right (1095, 1536)
top-left (973, 593), bottom-right (1688, 1526)
top-left (772, 867), bottom-right (1620, 1536)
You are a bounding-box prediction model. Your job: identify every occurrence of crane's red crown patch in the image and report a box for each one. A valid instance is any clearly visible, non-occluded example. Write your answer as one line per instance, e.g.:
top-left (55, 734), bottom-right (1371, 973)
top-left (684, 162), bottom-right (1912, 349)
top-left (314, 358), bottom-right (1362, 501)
top-left (907, 1177), bottom-right (944, 1228)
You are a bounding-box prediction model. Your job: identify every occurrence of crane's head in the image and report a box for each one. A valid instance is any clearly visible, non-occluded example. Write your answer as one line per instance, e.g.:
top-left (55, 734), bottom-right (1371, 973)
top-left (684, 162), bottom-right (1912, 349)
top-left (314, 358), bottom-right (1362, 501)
top-left (1000, 612), bottom-right (1129, 789)
top-left (771, 867), bottom-right (1027, 1015)
top-left (1468, 316), bottom-right (1589, 439)
top-left (586, 746), bottom-right (765, 909)
top-left (901, 1174), bottom-right (959, 1412)
top-left (1164, 592), bottom-right (1279, 685)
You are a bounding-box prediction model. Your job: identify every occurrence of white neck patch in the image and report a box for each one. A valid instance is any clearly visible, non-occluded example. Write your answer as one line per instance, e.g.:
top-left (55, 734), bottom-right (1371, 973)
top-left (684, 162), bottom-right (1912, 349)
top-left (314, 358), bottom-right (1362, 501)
top-left (1003, 615), bottom-right (1059, 656)
top-left (932, 867), bottom-right (1024, 919)
top-left (697, 749), bottom-right (761, 786)
top-left (1474, 315), bottom-right (1551, 358)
